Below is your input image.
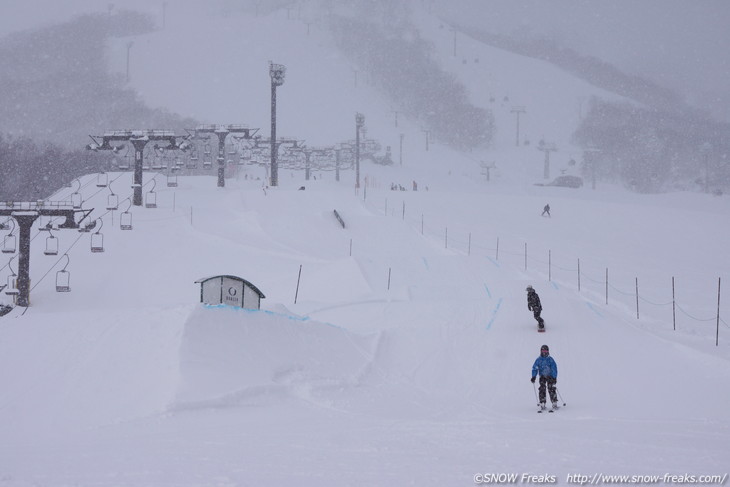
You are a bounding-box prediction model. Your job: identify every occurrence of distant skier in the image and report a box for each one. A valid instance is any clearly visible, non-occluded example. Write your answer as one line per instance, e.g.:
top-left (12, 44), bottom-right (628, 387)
top-left (526, 285), bottom-right (545, 330)
top-left (531, 344), bottom-right (558, 410)
top-left (542, 204), bottom-right (551, 217)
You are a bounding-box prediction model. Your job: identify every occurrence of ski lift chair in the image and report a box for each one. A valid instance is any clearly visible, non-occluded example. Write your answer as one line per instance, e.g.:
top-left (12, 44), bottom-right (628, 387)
top-left (167, 173), bottom-right (178, 188)
top-left (55, 254), bottom-right (71, 292)
top-left (145, 179), bottom-right (158, 209)
top-left (71, 192), bottom-right (83, 209)
top-left (119, 152), bottom-right (131, 170)
top-left (120, 199), bottom-right (133, 230)
top-left (2, 233), bottom-right (16, 254)
top-left (187, 153), bottom-right (199, 169)
top-left (78, 220), bottom-right (96, 233)
top-left (96, 172), bottom-right (108, 187)
top-left (120, 211), bottom-right (133, 230)
top-left (44, 230), bottom-right (59, 256)
top-left (203, 156), bottom-right (212, 170)
top-left (90, 219), bottom-right (104, 253)
top-left (70, 179), bottom-right (82, 209)
top-left (90, 232), bottom-right (104, 253)
top-left (37, 215), bottom-right (50, 231)
top-left (4, 257), bottom-right (18, 296)
top-left (107, 192), bottom-right (119, 211)
top-left (106, 181), bottom-right (119, 210)
top-left (5, 273), bottom-right (18, 296)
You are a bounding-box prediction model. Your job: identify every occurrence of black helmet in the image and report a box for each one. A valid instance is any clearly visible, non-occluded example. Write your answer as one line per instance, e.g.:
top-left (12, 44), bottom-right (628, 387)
top-left (526, 285), bottom-right (533, 292)
top-left (541, 344), bottom-right (549, 351)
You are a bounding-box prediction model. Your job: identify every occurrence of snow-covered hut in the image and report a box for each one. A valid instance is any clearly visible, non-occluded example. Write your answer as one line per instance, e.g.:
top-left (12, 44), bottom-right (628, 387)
top-left (194, 275), bottom-right (265, 310)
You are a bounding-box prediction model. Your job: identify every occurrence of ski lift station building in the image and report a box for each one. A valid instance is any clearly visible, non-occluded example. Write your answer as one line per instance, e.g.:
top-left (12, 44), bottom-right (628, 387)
top-left (195, 275), bottom-right (265, 310)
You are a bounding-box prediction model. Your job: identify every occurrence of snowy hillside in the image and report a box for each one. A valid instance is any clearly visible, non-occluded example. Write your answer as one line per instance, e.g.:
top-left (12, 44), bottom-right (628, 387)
top-left (1, 2), bottom-right (729, 485)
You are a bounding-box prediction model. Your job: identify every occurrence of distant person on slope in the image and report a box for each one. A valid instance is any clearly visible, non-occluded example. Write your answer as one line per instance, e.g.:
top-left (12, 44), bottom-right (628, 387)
top-left (531, 344), bottom-right (558, 410)
top-left (526, 285), bottom-right (545, 330)
top-left (542, 204), bottom-right (551, 217)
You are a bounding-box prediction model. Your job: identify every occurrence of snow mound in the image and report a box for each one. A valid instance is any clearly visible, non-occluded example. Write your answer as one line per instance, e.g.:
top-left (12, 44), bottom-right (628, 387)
top-left (171, 305), bottom-right (378, 411)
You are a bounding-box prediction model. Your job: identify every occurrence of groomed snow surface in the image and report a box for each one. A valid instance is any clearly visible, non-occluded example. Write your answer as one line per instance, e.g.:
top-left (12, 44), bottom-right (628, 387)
top-left (1, 168), bottom-right (728, 486)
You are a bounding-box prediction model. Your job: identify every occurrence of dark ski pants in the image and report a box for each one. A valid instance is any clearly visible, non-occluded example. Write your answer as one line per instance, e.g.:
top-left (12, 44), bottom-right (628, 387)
top-left (539, 376), bottom-right (558, 404)
top-left (533, 308), bottom-right (545, 327)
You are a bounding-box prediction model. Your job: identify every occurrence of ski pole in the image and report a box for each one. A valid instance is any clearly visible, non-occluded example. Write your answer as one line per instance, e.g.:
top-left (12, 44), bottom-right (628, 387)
top-left (532, 381), bottom-right (539, 406)
top-left (556, 387), bottom-right (566, 407)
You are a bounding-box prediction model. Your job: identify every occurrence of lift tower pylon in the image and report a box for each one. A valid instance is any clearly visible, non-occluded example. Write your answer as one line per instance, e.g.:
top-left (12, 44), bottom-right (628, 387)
top-left (88, 130), bottom-right (190, 206)
top-left (1, 202), bottom-right (92, 307)
top-left (189, 125), bottom-right (258, 188)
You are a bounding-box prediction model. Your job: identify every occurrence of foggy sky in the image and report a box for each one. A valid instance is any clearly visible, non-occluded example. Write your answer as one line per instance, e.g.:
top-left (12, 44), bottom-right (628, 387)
top-left (435, 0), bottom-right (730, 121)
top-left (2, 0), bottom-right (729, 121)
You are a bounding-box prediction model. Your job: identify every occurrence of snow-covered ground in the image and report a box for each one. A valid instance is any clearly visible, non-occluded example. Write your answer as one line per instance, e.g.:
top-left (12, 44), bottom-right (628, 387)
top-left (1, 3), bottom-right (729, 485)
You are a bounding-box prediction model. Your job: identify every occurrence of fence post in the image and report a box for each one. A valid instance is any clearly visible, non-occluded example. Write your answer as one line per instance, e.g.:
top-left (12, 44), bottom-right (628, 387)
top-left (294, 265), bottom-right (303, 304)
top-left (402, 201), bottom-right (405, 220)
top-left (635, 277), bottom-right (639, 319)
top-left (548, 250), bottom-right (551, 281)
top-left (717, 277), bottom-right (721, 346)
top-left (672, 276), bottom-right (676, 331)
top-left (524, 242), bottom-right (527, 271)
top-left (349, 238), bottom-right (352, 257)
top-left (388, 267), bottom-right (392, 290)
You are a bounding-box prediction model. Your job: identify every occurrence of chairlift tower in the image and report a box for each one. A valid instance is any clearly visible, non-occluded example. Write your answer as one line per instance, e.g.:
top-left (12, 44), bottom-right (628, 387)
top-left (269, 62), bottom-right (286, 187)
top-left (189, 125), bottom-right (258, 188)
top-left (583, 146), bottom-right (601, 190)
top-left (303, 147), bottom-right (334, 181)
top-left (355, 113), bottom-right (365, 188)
top-left (88, 130), bottom-right (190, 206)
top-left (1, 201), bottom-right (92, 307)
top-left (510, 106), bottom-right (526, 147)
top-left (537, 140), bottom-right (558, 180)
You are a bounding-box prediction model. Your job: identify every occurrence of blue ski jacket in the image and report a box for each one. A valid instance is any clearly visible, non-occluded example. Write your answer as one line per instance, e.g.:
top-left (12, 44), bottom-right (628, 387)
top-left (531, 355), bottom-right (558, 379)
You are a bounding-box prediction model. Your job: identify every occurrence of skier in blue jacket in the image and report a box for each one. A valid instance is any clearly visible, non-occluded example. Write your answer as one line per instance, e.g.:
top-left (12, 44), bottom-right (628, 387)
top-left (531, 344), bottom-right (558, 409)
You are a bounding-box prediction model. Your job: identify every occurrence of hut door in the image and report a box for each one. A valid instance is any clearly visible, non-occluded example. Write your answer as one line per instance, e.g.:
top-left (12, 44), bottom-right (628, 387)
top-left (221, 277), bottom-right (244, 307)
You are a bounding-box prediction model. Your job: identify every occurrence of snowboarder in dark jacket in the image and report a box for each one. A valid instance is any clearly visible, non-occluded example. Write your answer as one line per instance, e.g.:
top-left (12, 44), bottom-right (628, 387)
top-left (531, 344), bottom-right (558, 409)
top-left (526, 285), bottom-right (545, 329)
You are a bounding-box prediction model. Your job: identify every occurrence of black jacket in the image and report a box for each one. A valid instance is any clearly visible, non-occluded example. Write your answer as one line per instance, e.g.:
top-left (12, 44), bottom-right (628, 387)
top-left (527, 290), bottom-right (542, 311)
